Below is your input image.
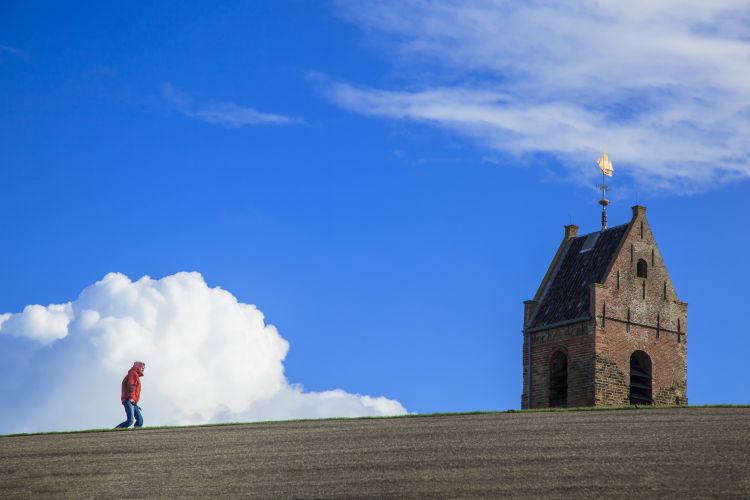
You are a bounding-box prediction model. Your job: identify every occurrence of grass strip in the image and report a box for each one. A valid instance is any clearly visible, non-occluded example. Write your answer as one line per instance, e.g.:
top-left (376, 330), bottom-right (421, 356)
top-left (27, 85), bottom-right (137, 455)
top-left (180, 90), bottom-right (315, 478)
top-left (2, 404), bottom-right (748, 439)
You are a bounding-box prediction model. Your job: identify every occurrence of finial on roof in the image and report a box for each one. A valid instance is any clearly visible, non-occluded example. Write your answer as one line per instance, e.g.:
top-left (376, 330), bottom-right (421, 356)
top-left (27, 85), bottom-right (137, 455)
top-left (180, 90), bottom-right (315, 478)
top-left (595, 149), bottom-right (613, 231)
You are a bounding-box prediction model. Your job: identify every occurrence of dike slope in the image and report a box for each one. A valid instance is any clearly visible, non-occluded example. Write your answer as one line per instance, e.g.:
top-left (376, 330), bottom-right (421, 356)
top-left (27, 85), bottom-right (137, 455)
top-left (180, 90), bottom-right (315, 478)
top-left (1, 407), bottom-right (749, 498)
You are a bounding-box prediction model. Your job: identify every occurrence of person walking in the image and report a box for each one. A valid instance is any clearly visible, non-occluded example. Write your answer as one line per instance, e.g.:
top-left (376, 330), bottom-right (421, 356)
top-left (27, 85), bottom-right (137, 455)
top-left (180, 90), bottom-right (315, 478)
top-left (116, 361), bottom-right (145, 428)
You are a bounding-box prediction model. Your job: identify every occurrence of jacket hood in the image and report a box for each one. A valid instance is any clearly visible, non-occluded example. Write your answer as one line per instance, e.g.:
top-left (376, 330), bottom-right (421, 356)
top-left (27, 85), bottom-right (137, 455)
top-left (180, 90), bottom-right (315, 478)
top-left (131, 361), bottom-right (145, 377)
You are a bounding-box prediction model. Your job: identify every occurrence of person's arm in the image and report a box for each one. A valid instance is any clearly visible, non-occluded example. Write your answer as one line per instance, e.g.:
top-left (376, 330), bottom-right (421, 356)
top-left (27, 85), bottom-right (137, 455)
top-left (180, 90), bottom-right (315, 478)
top-left (125, 372), bottom-right (138, 403)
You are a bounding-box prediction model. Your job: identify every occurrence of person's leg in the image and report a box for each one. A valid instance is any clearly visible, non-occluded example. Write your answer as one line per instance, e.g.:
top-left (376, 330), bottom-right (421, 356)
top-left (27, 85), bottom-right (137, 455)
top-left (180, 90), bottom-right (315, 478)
top-left (115, 400), bottom-right (134, 428)
top-left (133, 404), bottom-right (143, 428)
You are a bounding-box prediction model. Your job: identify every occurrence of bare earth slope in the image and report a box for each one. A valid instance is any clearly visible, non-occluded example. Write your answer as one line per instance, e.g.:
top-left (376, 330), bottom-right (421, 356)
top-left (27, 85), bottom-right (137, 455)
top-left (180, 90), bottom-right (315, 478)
top-left (1, 408), bottom-right (749, 498)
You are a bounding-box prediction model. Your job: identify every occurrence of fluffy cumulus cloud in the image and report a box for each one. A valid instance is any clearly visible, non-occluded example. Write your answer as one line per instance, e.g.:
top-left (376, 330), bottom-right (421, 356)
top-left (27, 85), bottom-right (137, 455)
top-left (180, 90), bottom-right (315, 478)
top-left (0, 272), bottom-right (405, 434)
top-left (328, 0), bottom-right (750, 193)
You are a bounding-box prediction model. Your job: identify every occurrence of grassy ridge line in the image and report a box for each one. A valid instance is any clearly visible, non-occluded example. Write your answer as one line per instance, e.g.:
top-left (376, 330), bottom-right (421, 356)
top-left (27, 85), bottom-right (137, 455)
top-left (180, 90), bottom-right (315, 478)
top-left (2, 404), bottom-right (748, 439)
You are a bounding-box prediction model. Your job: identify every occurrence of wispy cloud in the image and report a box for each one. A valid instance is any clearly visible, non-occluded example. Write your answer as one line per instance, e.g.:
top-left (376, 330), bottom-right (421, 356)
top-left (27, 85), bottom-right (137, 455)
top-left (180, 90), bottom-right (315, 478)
top-left (0, 45), bottom-right (29, 59)
top-left (162, 83), bottom-right (302, 127)
top-left (328, 1), bottom-right (750, 193)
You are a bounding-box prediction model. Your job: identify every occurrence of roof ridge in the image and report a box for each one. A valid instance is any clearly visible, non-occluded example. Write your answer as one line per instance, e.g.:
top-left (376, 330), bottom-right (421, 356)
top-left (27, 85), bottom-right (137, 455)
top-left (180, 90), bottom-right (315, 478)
top-left (575, 222), bottom-right (628, 239)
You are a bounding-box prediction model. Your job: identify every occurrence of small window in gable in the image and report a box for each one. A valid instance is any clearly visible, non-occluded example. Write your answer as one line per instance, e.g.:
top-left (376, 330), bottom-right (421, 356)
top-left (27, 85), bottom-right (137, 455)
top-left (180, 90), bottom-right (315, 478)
top-left (636, 259), bottom-right (647, 279)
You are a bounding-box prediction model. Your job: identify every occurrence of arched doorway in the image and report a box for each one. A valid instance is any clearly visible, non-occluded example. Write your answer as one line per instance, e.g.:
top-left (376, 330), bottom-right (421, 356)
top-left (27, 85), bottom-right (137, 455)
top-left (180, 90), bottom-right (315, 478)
top-left (629, 351), bottom-right (652, 405)
top-left (549, 350), bottom-right (568, 407)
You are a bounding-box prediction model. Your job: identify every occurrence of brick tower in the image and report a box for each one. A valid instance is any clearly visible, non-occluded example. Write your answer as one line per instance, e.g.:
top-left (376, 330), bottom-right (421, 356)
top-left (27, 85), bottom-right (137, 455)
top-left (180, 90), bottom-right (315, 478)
top-left (522, 206), bottom-right (687, 408)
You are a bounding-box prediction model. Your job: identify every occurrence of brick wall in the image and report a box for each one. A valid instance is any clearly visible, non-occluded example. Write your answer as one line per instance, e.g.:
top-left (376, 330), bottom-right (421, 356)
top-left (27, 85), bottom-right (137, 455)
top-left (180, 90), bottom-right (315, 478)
top-left (592, 206), bottom-right (687, 406)
top-left (593, 323), bottom-right (687, 405)
top-left (521, 320), bottom-right (596, 409)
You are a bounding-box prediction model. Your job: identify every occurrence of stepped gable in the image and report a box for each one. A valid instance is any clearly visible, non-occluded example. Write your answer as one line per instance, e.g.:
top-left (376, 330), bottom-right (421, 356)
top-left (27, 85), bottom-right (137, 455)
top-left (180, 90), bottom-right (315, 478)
top-left (529, 223), bottom-right (628, 329)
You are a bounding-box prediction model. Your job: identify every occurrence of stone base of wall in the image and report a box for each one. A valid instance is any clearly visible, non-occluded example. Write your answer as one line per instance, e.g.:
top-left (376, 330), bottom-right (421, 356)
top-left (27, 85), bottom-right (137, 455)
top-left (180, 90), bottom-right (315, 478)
top-left (595, 353), bottom-right (687, 407)
top-left (654, 381), bottom-right (688, 406)
top-left (522, 321), bottom-right (687, 408)
top-left (595, 354), bottom-right (628, 405)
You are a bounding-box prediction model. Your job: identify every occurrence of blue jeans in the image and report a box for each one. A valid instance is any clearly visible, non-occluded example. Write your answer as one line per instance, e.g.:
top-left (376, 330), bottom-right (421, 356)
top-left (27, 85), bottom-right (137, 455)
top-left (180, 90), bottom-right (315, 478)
top-left (116, 400), bottom-right (143, 428)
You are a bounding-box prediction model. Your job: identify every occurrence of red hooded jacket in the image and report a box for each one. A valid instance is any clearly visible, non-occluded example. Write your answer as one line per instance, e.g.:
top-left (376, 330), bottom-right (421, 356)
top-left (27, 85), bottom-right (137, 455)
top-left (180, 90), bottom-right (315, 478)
top-left (121, 363), bottom-right (144, 403)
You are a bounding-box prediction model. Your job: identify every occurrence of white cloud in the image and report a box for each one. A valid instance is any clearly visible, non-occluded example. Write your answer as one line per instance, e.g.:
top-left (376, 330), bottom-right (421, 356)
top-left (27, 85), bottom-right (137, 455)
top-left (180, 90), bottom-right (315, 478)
top-left (0, 303), bottom-right (72, 343)
top-left (163, 83), bottom-right (303, 127)
top-left (328, 0), bottom-right (750, 193)
top-left (0, 272), bottom-right (406, 434)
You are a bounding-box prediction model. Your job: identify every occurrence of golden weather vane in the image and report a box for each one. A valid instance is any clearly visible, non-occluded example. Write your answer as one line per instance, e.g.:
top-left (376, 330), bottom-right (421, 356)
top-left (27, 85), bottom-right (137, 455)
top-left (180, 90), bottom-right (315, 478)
top-left (596, 149), bottom-right (613, 231)
top-left (596, 149), bottom-right (613, 177)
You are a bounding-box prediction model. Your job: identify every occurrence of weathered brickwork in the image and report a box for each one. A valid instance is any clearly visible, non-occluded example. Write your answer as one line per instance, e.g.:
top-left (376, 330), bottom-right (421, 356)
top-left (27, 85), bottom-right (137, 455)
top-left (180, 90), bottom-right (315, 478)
top-left (521, 320), bottom-right (596, 408)
top-left (522, 206), bottom-right (687, 409)
top-left (594, 353), bottom-right (627, 404)
top-left (592, 322), bottom-right (687, 405)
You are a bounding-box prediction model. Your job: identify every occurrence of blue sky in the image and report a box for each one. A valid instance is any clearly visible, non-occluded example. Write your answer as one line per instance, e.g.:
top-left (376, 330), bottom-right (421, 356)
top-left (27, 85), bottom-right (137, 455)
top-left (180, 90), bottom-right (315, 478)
top-left (1, 1), bottom-right (749, 431)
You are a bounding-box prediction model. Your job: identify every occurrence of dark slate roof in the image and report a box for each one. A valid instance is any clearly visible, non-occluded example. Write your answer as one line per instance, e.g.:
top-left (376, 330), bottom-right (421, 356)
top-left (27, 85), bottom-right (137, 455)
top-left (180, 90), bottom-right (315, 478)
top-left (528, 223), bottom-right (629, 330)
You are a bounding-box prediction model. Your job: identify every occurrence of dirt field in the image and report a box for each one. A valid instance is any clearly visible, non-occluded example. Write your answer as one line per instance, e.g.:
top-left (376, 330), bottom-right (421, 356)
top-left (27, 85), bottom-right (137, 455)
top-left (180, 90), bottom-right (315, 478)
top-left (1, 407), bottom-right (749, 498)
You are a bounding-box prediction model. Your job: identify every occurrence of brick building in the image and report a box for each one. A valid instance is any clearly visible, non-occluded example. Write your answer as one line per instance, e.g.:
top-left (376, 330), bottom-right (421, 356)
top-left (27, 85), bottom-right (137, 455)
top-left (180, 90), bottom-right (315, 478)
top-left (522, 206), bottom-right (687, 408)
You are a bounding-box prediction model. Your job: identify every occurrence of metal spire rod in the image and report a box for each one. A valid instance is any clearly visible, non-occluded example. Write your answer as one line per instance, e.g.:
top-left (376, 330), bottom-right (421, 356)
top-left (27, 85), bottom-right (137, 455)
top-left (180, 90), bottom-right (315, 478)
top-left (599, 171), bottom-right (608, 231)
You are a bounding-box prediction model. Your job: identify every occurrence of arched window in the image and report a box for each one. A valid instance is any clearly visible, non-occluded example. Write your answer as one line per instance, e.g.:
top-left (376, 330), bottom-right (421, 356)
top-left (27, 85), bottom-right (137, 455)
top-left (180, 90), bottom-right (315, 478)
top-left (629, 351), bottom-right (652, 405)
top-left (636, 259), bottom-right (648, 279)
top-left (549, 350), bottom-right (568, 407)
